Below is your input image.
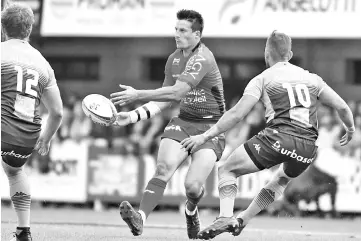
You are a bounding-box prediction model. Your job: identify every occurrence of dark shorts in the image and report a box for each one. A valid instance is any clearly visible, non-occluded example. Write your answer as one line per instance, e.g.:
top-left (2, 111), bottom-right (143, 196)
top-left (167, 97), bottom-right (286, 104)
top-left (1, 141), bottom-right (33, 168)
top-left (161, 117), bottom-right (225, 161)
top-left (244, 128), bottom-right (318, 178)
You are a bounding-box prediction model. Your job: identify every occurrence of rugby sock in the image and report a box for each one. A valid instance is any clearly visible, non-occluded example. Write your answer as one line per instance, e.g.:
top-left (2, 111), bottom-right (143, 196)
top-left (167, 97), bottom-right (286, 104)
top-left (139, 178), bottom-right (167, 219)
top-left (237, 177), bottom-right (288, 224)
top-left (8, 169), bottom-right (31, 228)
top-left (218, 175), bottom-right (238, 217)
top-left (186, 186), bottom-right (205, 213)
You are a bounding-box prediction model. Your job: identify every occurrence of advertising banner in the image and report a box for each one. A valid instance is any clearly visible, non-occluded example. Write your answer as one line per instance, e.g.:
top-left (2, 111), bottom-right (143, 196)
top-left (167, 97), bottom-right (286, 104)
top-left (0, 140), bottom-right (88, 202)
top-left (41, 0), bottom-right (361, 38)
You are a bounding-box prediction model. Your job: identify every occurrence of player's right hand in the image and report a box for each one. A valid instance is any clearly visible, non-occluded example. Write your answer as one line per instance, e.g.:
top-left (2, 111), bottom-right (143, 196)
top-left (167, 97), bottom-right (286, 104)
top-left (340, 125), bottom-right (355, 146)
top-left (112, 112), bottom-right (131, 126)
top-left (34, 138), bottom-right (51, 156)
top-left (181, 134), bottom-right (207, 153)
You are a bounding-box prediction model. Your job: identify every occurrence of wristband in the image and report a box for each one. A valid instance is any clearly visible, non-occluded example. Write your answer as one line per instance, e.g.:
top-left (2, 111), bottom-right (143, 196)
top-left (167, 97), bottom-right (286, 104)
top-left (129, 102), bottom-right (161, 123)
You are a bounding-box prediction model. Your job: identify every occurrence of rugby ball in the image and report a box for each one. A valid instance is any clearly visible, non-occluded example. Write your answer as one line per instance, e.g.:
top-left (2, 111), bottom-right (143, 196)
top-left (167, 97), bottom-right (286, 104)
top-left (82, 94), bottom-right (116, 126)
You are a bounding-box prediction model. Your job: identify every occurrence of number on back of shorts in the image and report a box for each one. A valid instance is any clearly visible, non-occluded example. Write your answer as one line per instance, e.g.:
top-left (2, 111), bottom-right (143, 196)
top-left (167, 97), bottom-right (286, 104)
top-left (13, 65), bottom-right (39, 122)
top-left (282, 83), bottom-right (311, 127)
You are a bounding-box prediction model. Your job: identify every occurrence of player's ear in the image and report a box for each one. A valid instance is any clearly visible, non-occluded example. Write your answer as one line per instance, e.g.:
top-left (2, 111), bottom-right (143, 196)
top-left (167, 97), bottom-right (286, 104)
top-left (288, 50), bottom-right (293, 61)
top-left (195, 30), bottom-right (201, 39)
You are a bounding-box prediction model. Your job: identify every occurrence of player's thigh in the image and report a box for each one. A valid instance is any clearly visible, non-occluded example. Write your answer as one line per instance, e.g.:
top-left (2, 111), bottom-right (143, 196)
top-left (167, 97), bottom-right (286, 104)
top-left (220, 144), bottom-right (260, 177)
top-left (1, 141), bottom-right (33, 168)
top-left (156, 138), bottom-right (189, 179)
top-left (186, 148), bottom-right (217, 186)
top-left (281, 136), bottom-right (318, 178)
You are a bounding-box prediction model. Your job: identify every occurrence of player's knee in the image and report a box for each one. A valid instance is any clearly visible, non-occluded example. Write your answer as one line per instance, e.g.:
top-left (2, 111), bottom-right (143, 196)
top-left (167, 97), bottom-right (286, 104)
top-left (184, 180), bottom-right (202, 197)
top-left (273, 173), bottom-right (291, 187)
top-left (2, 161), bottom-right (22, 177)
top-left (154, 162), bottom-right (171, 179)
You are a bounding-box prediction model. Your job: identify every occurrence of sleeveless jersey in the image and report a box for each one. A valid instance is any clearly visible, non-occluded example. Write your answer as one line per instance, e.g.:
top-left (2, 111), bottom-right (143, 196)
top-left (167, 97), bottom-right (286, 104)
top-left (163, 43), bottom-right (225, 122)
top-left (243, 62), bottom-right (326, 141)
top-left (1, 39), bottom-right (57, 147)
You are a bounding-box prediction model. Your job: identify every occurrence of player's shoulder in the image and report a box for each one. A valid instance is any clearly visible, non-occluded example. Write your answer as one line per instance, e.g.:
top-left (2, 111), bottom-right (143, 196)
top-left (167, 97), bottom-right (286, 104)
top-left (196, 43), bottom-right (215, 61)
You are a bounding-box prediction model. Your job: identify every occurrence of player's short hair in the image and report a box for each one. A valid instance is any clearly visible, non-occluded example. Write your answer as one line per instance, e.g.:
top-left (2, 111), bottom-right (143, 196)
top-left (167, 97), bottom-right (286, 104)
top-left (177, 9), bottom-right (204, 35)
top-left (1, 3), bottom-right (34, 40)
top-left (266, 30), bottom-right (292, 60)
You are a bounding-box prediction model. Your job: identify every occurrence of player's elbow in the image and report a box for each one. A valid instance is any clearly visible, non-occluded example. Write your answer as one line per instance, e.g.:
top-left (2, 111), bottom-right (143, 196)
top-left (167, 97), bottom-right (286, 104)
top-left (49, 107), bottom-right (63, 120)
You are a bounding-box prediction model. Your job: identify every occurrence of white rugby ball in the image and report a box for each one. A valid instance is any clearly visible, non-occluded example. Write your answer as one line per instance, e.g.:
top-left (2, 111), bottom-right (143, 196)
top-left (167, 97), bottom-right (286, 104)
top-left (82, 94), bottom-right (116, 126)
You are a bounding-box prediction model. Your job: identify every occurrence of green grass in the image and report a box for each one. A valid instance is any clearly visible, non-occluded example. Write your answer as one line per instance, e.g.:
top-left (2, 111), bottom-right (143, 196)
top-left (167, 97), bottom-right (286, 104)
top-left (2, 205), bottom-right (361, 241)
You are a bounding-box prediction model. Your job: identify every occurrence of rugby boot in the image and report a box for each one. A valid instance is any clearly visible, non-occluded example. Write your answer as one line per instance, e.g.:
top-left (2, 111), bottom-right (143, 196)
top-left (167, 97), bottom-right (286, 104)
top-left (184, 202), bottom-right (201, 239)
top-left (233, 217), bottom-right (247, 236)
top-left (197, 216), bottom-right (240, 240)
top-left (119, 201), bottom-right (143, 236)
top-left (10, 228), bottom-right (32, 241)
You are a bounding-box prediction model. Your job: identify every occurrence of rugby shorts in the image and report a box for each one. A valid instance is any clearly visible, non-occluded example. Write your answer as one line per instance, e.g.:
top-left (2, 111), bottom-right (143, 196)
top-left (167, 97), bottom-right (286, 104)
top-left (1, 141), bottom-right (33, 168)
top-left (244, 127), bottom-right (318, 178)
top-left (161, 117), bottom-right (225, 161)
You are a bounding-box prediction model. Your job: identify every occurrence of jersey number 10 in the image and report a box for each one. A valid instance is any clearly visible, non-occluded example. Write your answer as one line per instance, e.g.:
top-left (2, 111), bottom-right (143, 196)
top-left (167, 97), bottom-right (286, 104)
top-left (282, 83), bottom-right (311, 108)
top-left (14, 65), bottom-right (39, 97)
top-left (282, 83), bottom-right (312, 127)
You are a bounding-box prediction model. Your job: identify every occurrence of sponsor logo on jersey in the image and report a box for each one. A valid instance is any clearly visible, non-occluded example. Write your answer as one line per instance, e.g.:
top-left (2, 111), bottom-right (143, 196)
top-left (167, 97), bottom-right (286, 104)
top-left (1, 150), bottom-right (31, 159)
top-left (165, 125), bottom-right (181, 132)
top-left (253, 144), bottom-right (261, 154)
top-left (173, 58), bottom-right (180, 65)
top-left (172, 74), bottom-right (180, 78)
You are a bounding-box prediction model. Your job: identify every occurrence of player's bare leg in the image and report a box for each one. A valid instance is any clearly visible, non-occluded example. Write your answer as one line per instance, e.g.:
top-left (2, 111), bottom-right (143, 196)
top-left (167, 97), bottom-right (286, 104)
top-left (119, 139), bottom-right (188, 236)
top-left (2, 160), bottom-right (32, 241)
top-left (184, 149), bottom-right (217, 239)
top-left (198, 144), bottom-right (259, 240)
top-left (236, 164), bottom-right (292, 227)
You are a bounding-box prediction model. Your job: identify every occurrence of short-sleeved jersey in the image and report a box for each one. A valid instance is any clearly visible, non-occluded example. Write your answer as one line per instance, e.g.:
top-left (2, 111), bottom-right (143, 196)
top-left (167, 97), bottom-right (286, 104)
top-left (163, 42), bottom-right (225, 122)
top-left (1, 39), bottom-right (57, 147)
top-left (243, 62), bottom-right (326, 141)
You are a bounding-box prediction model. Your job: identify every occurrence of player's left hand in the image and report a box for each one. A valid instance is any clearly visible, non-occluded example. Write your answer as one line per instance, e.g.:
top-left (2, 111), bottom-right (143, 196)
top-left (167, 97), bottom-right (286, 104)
top-left (34, 138), bottom-right (50, 156)
top-left (340, 125), bottom-right (355, 146)
top-left (110, 84), bottom-right (139, 106)
top-left (181, 134), bottom-right (207, 153)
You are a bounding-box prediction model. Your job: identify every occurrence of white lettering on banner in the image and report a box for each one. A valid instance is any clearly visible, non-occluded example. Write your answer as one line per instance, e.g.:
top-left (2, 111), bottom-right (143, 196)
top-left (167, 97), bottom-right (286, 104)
top-left (42, 0), bottom-right (361, 38)
top-left (264, 0), bottom-right (356, 13)
top-left (78, 0), bottom-right (145, 10)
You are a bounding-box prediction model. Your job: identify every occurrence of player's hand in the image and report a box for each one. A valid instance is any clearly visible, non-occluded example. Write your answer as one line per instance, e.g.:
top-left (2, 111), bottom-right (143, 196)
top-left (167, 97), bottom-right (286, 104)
top-left (340, 125), bottom-right (355, 146)
top-left (181, 134), bottom-right (207, 153)
top-left (112, 112), bottom-right (131, 126)
top-left (34, 138), bottom-right (50, 156)
top-left (110, 84), bottom-right (139, 106)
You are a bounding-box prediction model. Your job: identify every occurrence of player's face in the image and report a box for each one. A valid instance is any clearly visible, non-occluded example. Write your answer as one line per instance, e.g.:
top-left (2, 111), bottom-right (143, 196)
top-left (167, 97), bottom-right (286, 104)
top-left (175, 20), bottom-right (199, 50)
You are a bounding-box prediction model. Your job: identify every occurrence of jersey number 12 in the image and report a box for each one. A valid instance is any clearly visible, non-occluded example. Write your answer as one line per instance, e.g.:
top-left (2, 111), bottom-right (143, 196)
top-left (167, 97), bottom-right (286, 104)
top-left (14, 65), bottom-right (39, 97)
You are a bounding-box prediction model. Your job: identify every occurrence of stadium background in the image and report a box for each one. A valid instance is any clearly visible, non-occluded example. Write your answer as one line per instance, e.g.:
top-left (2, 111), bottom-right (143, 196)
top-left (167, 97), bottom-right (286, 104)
top-left (1, 0), bottom-right (361, 231)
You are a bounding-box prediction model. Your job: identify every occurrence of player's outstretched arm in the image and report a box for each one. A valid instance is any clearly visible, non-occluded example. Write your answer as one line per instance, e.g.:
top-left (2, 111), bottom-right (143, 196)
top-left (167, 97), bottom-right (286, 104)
top-left (203, 95), bottom-right (258, 140)
top-left (113, 101), bottom-right (171, 126)
top-left (110, 81), bottom-right (191, 106)
top-left (181, 95), bottom-right (258, 153)
top-left (35, 85), bottom-right (63, 155)
top-left (318, 85), bottom-right (355, 146)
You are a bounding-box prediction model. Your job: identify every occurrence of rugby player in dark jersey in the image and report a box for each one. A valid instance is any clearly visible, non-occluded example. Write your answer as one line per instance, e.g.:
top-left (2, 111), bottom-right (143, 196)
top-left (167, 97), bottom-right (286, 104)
top-left (110, 9), bottom-right (226, 239)
top-left (1, 4), bottom-right (63, 241)
top-left (181, 30), bottom-right (355, 239)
